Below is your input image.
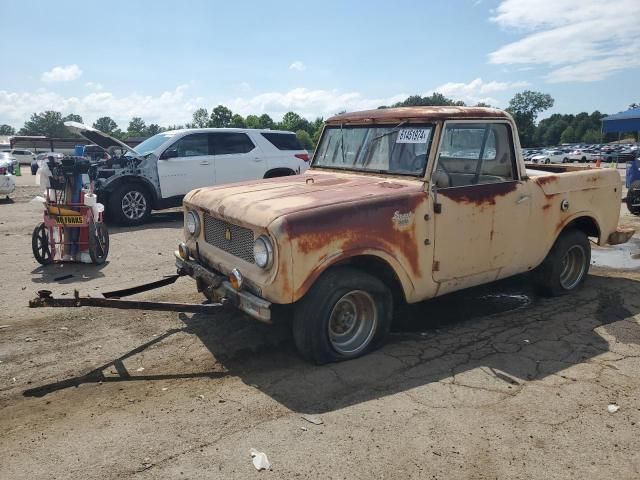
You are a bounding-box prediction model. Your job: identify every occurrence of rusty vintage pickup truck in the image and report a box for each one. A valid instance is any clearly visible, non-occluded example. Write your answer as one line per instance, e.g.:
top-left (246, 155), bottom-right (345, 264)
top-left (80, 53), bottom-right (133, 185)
top-left (175, 106), bottom-right (633, 364)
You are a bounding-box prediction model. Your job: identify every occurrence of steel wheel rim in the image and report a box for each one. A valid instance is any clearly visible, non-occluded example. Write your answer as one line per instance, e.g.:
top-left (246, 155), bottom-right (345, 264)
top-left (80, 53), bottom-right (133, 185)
top-left (37, 225), bottom-right (51, 261)
top-left (559, 245), bottom-right (587, 290)
top-left (122, 191), bottom-right (147, 220)
top-left (328, 290), bottom-right (378, 356)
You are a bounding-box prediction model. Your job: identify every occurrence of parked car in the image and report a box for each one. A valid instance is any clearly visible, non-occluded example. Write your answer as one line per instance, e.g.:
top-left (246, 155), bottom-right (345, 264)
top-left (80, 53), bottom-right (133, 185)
top-left (0, 152), bottom-right (17, 174)
top-left (64, 122), bottom-right (311, 226)
top-left (0, 157), bottom-right (16, 198)
top-left (567, 149), bottom-right (598, 163)
top-left (2, 148), bottom-right (35, 165)
top-left (530, 149), bottom-right (569, 164)
top-left (32, 152), bottom-right (64, 175)
top-left (174, 106), bottom-right (632, 363)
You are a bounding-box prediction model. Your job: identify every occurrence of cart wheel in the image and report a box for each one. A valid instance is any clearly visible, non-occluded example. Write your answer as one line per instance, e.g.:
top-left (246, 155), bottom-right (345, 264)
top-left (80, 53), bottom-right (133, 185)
top-left (89, 223), bottom-right (110, 265)
top-left (32, 223), bottom-right (53, 265)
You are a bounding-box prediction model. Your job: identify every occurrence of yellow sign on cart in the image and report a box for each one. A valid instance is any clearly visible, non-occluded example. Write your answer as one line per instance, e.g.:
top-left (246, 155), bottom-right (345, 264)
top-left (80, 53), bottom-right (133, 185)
top-left (55, 215), bottom-right (84, 225)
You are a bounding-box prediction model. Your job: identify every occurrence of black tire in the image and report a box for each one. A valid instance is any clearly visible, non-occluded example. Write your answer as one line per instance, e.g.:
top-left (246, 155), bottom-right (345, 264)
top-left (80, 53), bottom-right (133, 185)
top-left (532, 228), bottom-right (590, 297)
top-left (292, 267), bottom-right (393, 364)
top-left (563, 157), bottom-right (568, 163)
top-left (626, 182), bottom-right (640, 215)
top-left (545, 158), bottom-right (550, 164)
top-left (88, 223), bottom-right (109, 264)
top-left (108, 184), bottom-right (152, 226)
top-left (32, 223), bottom-right (53, 265)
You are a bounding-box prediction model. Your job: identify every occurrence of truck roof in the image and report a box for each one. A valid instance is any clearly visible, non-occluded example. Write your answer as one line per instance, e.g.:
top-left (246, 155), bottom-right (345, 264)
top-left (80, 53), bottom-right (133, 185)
top-left (326, 106), bottom-right (511, 125)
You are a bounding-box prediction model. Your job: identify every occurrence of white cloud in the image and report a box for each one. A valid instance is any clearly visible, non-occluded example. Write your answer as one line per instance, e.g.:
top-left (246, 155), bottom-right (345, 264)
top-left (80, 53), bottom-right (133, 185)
top-left (227, 87), bottom-right (407, 119)
top-left (288, 61), bottom-right (306, 71)
top-left (41, 64), bottom-right (83, 82)
top-left (488, 0), bottom-right (640, 82)
top-left (85, 82), bottom-right (103, 91)
top-left (427, 77), bottom-right (529, 105)
top-left (0, 85), bottom-right (200, 127)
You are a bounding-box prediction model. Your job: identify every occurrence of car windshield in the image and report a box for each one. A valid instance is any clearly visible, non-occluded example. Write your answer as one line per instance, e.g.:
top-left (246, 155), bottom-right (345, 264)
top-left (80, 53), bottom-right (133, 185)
top-left (130, 132), bottom-right (177, 157)
top-left (313, 124), bottom-right (433, 176)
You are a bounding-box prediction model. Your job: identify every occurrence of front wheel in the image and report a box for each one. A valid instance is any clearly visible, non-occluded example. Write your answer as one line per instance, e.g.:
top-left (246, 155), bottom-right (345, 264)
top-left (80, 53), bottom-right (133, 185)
top-left (32, 223), bottom-right (53, 265)
top-left (89, 223), bottom-right (110, 264)
top-left (532, 229), bottom-right (590, 296)
top-left (626, 184), bottom-right (640, 215)
top-left (109, 184), bottom-right (152, 226)
top-left (545, 158), bottom-right (550, 164)
top-left (292, 267), bottom-right (392, 364)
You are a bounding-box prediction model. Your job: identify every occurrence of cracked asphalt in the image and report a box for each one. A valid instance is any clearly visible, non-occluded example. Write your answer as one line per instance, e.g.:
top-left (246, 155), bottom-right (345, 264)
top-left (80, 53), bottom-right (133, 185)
top-left (1, 170), bottom-right (640, 479)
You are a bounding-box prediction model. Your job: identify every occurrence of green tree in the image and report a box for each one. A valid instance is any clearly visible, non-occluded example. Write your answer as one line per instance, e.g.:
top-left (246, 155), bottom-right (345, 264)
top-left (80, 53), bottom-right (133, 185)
top-left (392, 92), bottom-right (465, 108)
top-left (145, 124), bottom-right (162, 136)
top-left (62, 113), bottom-right (83, 124)
top-left (582, 129), bottom-right (600, 144)
top-left (560, 125), bottom-right (576, 144)
top-left (295, 130), bottom-right (313, 150)
top-left (210, 105), bottom-right (233, 128)
top-left (0, 124), bottom-right (15, 135)
top-left (127, 117), bottom-right (146, 136)
top-left (258, 114), bottom-right (274, 129)
top-left (19, 111), bottom-right (67, 137)
top-left (229, 114), bottom-right (246, 128)
top-left (245, 115), bottom-right (261, 129)
top-left (280, 112), bottom-right (303, 132)
top-left (192, 108), bottom-right (209, 128)
top-left (506, 90), bottom-right (554, 147)
top-left (93, 116), bottom-right (118, 134)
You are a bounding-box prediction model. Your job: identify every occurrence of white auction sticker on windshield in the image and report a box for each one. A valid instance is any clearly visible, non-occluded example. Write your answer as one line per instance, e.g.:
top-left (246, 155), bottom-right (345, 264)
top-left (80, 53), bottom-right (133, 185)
top-left (396, 128), bottom-right (430, 144)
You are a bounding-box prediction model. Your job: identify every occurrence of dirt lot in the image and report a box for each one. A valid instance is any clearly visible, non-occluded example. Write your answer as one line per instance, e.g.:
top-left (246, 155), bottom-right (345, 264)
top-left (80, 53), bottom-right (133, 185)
top-left (2, 169), bottom-right (640, 479)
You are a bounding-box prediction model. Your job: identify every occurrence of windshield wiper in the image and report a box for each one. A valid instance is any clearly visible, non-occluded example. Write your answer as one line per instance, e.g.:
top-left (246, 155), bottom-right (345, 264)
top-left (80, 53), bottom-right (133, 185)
top-left (361, 121), bottom-right (407, 167)
top-left (340, 124), bottom-right (346, 165)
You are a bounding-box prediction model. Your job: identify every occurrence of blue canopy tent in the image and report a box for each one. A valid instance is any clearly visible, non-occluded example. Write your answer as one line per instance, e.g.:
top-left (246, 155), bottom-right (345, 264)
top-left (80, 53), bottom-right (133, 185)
top-left (601, 107), bottom-right (640, 133)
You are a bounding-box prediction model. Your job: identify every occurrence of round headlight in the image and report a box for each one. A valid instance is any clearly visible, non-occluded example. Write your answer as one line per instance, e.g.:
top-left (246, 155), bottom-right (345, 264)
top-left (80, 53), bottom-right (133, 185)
top-left (186, 210), bottom-right (200, 236)
top-left (253, 236), bottom-right (273, 269)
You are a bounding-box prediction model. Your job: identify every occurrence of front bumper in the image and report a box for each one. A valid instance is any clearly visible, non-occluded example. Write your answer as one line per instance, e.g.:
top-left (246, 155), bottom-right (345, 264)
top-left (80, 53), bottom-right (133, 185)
top-left (174, 252), bottom-right (272, 323)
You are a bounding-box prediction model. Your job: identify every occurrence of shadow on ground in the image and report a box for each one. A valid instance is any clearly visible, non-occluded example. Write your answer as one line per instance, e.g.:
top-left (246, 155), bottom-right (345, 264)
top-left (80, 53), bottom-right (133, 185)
top-left (24, 273), bottom-right (640, 415)
top-left (107, 210), bottom-right (183, 235)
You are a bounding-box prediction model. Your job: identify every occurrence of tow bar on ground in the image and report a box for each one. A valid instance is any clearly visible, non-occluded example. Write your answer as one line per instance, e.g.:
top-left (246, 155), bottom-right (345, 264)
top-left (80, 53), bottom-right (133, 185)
top-left (28, 273), bottom-right (226, 314)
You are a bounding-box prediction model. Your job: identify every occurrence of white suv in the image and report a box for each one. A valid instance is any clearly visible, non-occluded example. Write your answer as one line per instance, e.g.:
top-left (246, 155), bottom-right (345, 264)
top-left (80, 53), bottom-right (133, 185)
top-left (2, 148), bottom-right (35, 165)
top-left (65, 122), bottom-right (311, 225)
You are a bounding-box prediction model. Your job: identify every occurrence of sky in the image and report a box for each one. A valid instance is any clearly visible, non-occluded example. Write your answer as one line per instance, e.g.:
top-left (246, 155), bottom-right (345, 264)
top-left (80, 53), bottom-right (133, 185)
top-left (1, 0), bottom-right (638, 129)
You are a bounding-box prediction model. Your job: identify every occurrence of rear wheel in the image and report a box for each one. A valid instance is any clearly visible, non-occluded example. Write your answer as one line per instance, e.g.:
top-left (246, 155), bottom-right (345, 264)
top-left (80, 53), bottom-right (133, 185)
top-left (292, 267), bottom-right (392, 364)
top-left (32, 223), bottom-right (53, 265)
top-left (545, 158), bottom-right (550, 164)
top-left (532, 229), bottom-right (590, 296)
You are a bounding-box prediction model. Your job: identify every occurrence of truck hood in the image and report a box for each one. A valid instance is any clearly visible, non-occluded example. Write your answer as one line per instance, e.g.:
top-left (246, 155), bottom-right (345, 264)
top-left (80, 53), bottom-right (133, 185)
top-left (184, 171), bottom-right (424, 229)
top-left (63, 121), bottom-right (144, 159)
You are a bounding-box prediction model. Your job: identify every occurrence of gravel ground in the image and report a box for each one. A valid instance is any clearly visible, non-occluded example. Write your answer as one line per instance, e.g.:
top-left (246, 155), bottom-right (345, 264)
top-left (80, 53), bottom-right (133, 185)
top-left (1, 169), bottom-right (640, 479)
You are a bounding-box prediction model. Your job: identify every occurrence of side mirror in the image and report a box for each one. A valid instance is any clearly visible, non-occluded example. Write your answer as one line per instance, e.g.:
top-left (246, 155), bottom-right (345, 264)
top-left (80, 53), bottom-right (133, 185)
top-left (160, 149), bottom-right (178, 160)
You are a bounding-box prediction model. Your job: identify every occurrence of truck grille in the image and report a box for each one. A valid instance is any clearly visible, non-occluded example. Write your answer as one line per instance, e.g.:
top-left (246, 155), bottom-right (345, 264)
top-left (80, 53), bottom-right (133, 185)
top-left (203, 213), bottom-right (255, 264)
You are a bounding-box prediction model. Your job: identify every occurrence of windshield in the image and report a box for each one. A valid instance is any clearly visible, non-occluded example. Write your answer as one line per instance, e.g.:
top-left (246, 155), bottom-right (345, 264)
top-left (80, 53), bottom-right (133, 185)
top-left (130, 132), bottom-right (177, 156)
top-left (313, 124), bottom-right (433, 176)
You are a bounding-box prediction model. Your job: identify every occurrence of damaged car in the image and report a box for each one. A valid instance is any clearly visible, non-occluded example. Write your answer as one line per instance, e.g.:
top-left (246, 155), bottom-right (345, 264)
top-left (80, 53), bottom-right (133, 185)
top-left (64, 122), bottom-right (310, 226)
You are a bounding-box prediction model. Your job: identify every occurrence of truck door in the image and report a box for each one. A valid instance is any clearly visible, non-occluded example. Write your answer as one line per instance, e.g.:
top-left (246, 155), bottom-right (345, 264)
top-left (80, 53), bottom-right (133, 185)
top-left (431, 121), bottom-right (531, 283)
top-left (157, 133), bottom-right (215, 198)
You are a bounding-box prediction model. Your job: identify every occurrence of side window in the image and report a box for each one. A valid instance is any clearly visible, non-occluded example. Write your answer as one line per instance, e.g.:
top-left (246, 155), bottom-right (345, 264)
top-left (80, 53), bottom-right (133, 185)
top-left (211, 133), bottom-right (255, 155)
top-left (435, 123), bottom-right (515, 188)
top-left (168, 133), bottom-right (209, 158)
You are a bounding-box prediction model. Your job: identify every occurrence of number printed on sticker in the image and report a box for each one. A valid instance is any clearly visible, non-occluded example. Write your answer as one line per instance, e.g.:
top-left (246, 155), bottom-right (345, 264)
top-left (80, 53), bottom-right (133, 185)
top-left (396, 128), bottom-right (430, 144)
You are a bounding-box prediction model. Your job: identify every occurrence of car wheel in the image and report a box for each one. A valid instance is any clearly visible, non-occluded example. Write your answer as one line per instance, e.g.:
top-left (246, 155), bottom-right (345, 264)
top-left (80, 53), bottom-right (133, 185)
top-left (109, 184), bottom-right (152, 226)
top-left (626, 182), bottom-right (640, 215)
top-left (545, 158), bottom-right (550, 164)
top-left (532, 228), bottom-right (590, 296)
top-left (292, 267), bottom-right (393, 364)
top-left (563, 157), bottom-right (568, 163)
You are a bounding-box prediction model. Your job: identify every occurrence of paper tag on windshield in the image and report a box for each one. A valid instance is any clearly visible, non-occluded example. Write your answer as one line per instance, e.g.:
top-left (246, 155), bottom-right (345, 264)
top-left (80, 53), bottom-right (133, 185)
top-left (396, 128), bottom-right (429, 144)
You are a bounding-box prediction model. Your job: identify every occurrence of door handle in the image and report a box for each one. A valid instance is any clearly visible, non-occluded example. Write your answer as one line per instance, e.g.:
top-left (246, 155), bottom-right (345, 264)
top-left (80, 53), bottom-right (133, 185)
top-left (516, 195), bottom-right (530, 204)
top-left (200, 161), bottom-right (210, 165)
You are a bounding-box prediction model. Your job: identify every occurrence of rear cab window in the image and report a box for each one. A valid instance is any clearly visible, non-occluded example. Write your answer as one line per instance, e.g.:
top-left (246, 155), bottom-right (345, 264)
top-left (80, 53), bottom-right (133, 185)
top-left (261, 132), bottom-right (304, 151)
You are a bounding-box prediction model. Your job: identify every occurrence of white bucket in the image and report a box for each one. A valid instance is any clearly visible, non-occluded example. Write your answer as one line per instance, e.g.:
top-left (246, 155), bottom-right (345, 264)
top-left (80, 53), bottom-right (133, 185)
top-left (84, 193), bottom-right (97, 207)
top-left (92, 202), bottom-right (104, 219)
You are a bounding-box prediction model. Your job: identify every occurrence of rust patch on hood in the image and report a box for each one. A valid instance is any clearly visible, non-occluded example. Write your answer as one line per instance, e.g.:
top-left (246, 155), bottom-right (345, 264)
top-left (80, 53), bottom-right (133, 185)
top-left (534, 175), bottom-right (557, 186)
top-left (438, 181), bottom-right (518, 206)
